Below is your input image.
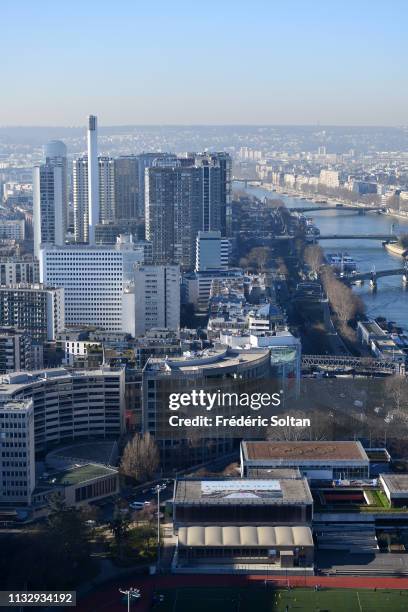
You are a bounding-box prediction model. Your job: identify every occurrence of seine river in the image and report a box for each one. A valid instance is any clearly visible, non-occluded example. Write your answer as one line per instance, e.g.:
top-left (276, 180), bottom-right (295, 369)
top-left (235, 183), bottom-right (408, 330)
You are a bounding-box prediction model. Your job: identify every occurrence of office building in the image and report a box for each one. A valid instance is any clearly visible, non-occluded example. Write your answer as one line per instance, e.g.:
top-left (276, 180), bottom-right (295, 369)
top-left (0, 366), bottom-right (126, 453)
top-left (142, 346), bottom-right (271, 468)
top-left (195, 231), bottom-right (229, 271)
top-left (39, 236), bottom-right (145, 333)
top-left (0, 398), bottom-right (35, 506)
top-left (0, 284), bottom-right (64, 342)
top-left (94, 221), bottom-right (145, 245)
top-left (45, 139), bottom-right (68, 229)
top-left (127, 264), bottom-right (180, 336)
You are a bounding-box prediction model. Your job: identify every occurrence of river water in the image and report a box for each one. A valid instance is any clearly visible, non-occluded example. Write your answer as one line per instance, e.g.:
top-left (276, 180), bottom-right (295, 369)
top-left (235, 184), bottom-right (408, 330)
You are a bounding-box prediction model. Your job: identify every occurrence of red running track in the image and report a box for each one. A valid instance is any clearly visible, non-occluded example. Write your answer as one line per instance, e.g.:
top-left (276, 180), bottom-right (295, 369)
top-left (76, 574), bottom-right (408, 611)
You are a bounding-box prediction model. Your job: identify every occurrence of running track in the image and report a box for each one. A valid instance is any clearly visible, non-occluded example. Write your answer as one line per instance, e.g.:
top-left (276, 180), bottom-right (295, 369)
top-left (76, 574), bottom-right (408, 611)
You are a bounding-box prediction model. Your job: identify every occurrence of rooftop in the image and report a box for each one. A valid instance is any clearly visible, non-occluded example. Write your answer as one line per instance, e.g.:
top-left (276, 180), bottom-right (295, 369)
top-left (144, 347), bottom-right (270, 375)
top-left (45, 463), bottom-right (117, 487)
top-left (242, 440), bottom-right (369, 463)
top-left (178, 525), bottom-right (313, 548)
top-left (380, 474), bottom-right (408, 495)
top-left (174, 478), bottom-right (313, 506)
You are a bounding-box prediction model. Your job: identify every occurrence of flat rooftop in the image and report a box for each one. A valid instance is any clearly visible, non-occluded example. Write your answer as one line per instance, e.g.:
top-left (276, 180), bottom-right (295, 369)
top-left (242, 440), bottom-right (369, 463)
top-left (46, 463), bottom-right (117, 487)
top-left (381, 474), bottom-right (408, 495)
top-left (145, 347), bottom-right (269, 375)
top-left (174, 478), bottom-right (313, 506)
top-left (246, 467), bottom-right (301, 479)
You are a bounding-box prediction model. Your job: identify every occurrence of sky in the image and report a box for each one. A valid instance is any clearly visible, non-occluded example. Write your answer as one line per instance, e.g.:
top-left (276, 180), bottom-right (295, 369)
top-left (2, 0), bottom-right (407, 126)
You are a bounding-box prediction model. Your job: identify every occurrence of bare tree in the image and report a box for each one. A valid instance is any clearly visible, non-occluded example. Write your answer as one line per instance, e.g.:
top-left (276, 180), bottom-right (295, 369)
top-left (247, 247), bottom-right (271, 272)
top-left (386, 376), bottom-right (408, 419)
top-left (120, 432), bottom-right (159, 482)
top-left (321, 266), bottom-right (365, 323)
top-left (304, 245), bottom-right (324, 274)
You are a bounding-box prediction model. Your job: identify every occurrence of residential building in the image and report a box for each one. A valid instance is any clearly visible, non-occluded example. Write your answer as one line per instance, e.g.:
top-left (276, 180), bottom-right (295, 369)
top-left (145, 153), bottom-right (231, 268)
top-left (0, 284), bottom-right (64, 342)
top-left (33, 164), bottom-right (65, 256)
top-left (114, 155), bottom-right (140, 220)
top-left (0, 220), bottom-right (25, 241)
top-left (0, 329), bottom-right (31, 373)
top-left (0, 255), bottom-right (39, 285)
top-left (319, 169), bottom-right (341, 189)
top-left (73, 156), bottom-right (88, 243)
top-left (98, 156), bottom-right (115, 223)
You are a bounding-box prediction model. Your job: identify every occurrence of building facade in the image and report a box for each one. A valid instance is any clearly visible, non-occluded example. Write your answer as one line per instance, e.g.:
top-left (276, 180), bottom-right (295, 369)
top-left (0, 284), bottom-right (64, 342)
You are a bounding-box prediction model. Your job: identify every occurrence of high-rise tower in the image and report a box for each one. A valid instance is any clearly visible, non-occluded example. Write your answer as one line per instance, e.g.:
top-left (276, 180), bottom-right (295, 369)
top-left (33, 140), bottom-right (67, 256)
top-left (87, 115), bottom-right (99, 244)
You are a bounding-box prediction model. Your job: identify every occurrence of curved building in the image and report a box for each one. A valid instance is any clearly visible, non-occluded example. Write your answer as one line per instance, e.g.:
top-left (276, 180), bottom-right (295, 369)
top-left (0, 366), bottom-right (125, 452)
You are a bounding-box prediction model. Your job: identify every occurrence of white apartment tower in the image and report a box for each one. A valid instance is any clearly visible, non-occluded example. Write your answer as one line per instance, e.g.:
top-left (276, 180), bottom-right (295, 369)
top-left (99, 156), bottom-right (115, 223)
top-left (45, 140), bottom-right (69, 230)
top-left (33, 165), bottom-right (64, 256)
top-left (87, 115), bottom-right (99, 244)
top-left (73, 157), bottom-right (89, 243)
top-left (33, 141), bottom-right (67, 257)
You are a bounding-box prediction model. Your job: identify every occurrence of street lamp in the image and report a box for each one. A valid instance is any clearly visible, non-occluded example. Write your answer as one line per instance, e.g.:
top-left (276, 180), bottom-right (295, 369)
top-left (154, 483), bottom-right (166, 571)
top-left (119, 587), bottom-right (140, 612)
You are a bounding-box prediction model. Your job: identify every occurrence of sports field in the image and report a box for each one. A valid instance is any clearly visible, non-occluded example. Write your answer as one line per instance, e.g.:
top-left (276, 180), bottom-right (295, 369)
top-left (151, 586), bottom-right (408, 611)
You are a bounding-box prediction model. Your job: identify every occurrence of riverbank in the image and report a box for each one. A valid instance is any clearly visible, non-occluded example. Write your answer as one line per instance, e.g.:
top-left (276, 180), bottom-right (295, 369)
top-left (235, 182), bottom-right (408, 331)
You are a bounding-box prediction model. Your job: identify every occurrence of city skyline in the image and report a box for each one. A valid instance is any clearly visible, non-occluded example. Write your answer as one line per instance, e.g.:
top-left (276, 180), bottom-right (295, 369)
top-left (2, 0), bottom-right (407, 126)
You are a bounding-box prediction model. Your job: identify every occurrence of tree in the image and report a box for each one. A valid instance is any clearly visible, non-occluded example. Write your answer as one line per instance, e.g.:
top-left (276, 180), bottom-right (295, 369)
top-left (304, 245), bottom-right (324, 275)
top-left (386, 375), bottom-right (408, 419)
top-left (109, 502), bottom-right (132, 561)
top-left (46, 494), bottom-right (92, 574)
top-left (247, 247), bottom-right (272, 272)
top-left (321, 266), bottom-right (365, 324)
top-left (120, 432), bottom-right (159, 482)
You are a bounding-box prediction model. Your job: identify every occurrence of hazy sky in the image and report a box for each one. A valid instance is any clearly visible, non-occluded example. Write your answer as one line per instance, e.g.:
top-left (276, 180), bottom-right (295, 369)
top-left (2, 0), bottom-right (407, 126)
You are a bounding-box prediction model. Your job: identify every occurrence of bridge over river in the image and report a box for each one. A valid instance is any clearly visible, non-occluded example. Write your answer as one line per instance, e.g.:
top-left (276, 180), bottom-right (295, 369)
top-left (341, 264), bottom-right (408, 287)
top-left (302, 354), bottom-right (405, 375)
top-left (318, 234), bottom-right (396, 241)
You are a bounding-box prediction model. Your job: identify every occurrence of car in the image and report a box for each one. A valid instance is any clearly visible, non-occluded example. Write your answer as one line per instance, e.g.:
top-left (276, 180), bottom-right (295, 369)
top-left (129, 501), bottom-right (145, 510)
top-left (129, 500), bottom-right (151, 510)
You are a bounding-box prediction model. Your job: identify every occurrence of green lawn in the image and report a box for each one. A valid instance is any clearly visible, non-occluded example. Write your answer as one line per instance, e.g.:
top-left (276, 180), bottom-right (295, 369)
top-left (150, 587), bottom-right (408, 611)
